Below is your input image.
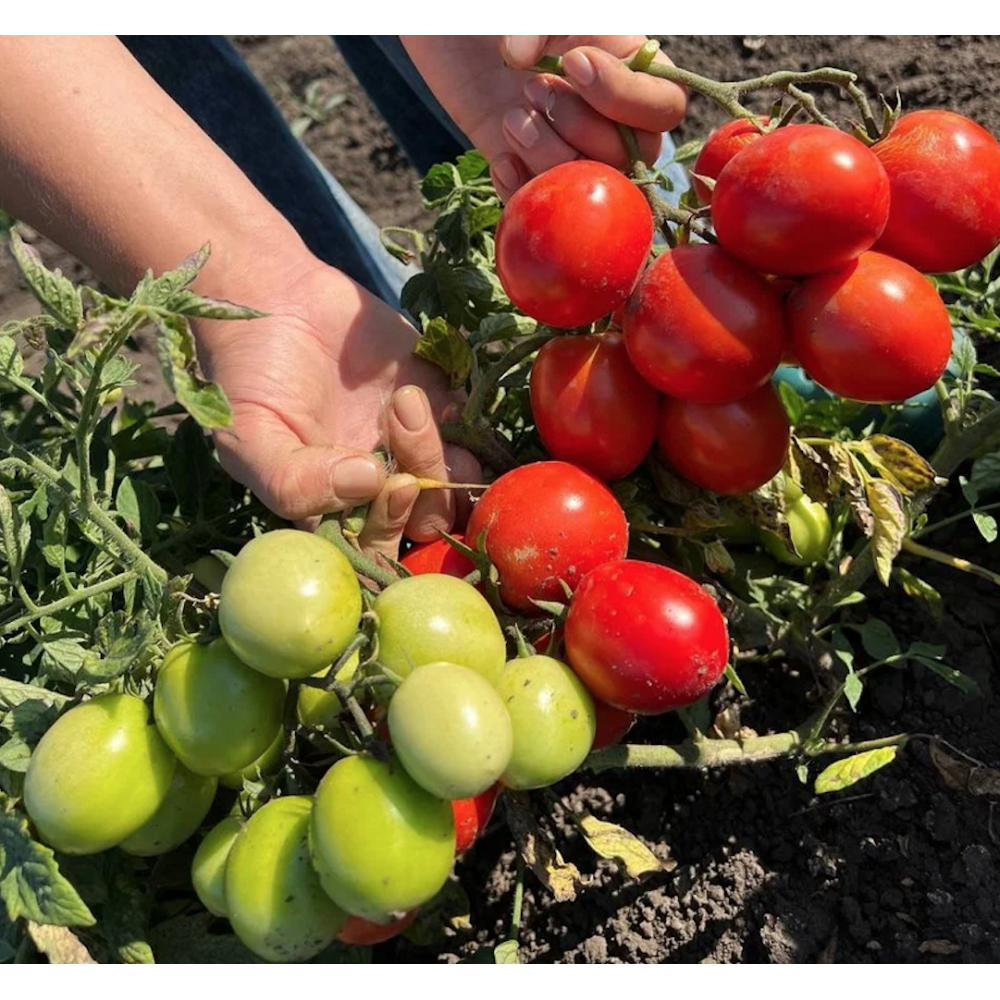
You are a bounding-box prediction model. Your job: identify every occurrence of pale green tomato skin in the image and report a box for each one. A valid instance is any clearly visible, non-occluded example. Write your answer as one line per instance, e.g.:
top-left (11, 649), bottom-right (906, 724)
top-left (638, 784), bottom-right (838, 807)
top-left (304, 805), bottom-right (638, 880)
top-left (388, 662), bottom-right (512, 799)
top-left (189, 554), bottom-right (228, 593)
top-left (497, 655), bottom-right (596, 791)
top-left (310, 755), bottom-right (455, 922)
top-left (192, 815), bottom-right (244, 918)
top-left (219, 529), bottom-right (362, 679)
top-left (121, 764), bottom-right (217, 856)
top-left (218, 728), bottom-right (285, 791)
top-left (374, 574), bottom-right (506, 687)
top-left (761, 497), bottom-right (833, 567)
top-left (296, 651), bottom-right (361, 730)
top-left (24, 694), bottom-right (176, 855)
top-left (225, 796), bottom-right (345, 962)
top-left (154, 638), bottom-right (284, 777)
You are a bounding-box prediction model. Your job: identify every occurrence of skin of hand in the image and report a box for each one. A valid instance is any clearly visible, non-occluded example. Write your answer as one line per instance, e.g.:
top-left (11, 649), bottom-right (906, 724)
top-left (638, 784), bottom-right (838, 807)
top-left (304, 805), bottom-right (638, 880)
top-left (401, 35), bottom-right (687, 200)
top-left (0, 36), bottom-right (478, 541)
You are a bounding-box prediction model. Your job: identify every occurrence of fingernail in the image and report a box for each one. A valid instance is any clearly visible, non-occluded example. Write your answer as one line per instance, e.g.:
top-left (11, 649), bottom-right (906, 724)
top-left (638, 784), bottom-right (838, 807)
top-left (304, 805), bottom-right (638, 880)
top-left (524, 76), bottom-right (555, 119)
top-left (563, 50), bottom-right (596, 87)
top-left (492, 155), bottom-right (520, 193)
top-left (504, 107), bottom-right (540, 149)
top-left (333, 456), bottom-right (381, 501)
top-left (393, 386), bottom-right (429, 432)
top-left (505, 35), bottom-right (541, 67)
top-left (388, 478), bottom-right (419, 520)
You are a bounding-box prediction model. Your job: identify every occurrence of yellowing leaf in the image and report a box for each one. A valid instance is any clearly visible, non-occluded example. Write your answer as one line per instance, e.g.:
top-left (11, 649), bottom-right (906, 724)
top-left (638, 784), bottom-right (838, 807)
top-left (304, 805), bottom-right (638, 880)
top-left (413, 316), bottom-right (473, 389)
top-left (27, 922), bottom-right (97, 964)
top-left (577, 814), bottom-right (670, 879)
top-left (503, 792), bottom-right (581, 902)
top-left (814, 746), bottom-right (899, 795)
top-left (864, 435), bottom-right (941, 494)
top-left (866, 479), bottom-right (906, 585)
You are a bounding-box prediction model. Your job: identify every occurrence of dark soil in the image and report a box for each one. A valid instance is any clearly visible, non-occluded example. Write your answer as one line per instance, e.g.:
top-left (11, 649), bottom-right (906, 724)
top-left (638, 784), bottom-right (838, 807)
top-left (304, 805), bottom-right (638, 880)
top-left (2, 35), bottom-right (998, 964)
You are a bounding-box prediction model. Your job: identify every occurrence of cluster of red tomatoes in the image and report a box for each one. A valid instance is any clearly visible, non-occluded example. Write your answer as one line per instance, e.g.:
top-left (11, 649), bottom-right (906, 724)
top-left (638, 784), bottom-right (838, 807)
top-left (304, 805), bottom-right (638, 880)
top-left (496, 110), bottom-right (1000, 496)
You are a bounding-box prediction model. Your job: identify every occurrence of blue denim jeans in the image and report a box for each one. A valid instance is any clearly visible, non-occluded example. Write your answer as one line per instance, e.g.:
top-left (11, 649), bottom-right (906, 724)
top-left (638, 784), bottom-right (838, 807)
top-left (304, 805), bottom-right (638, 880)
top-left (120, 36), bottom-right (685, 309)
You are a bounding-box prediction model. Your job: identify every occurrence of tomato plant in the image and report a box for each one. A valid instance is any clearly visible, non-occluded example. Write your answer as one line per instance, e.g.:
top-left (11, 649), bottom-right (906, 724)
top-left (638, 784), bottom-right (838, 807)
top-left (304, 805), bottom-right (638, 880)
top-left (495, 160), bottom-right (653, 328)
top-left (624, 244), bottom-right (786, 403)
top-left (466, 461), bottom-right (629, 612)
top-left (788, 251), bottom-right (953, 402)
top-left (529, 332), bottom-right (659, 481)
top-left (656, 382), bottom-right (790, 495)
top-left (453, 784), bottom-right (501, 855)
top-left (565, 561), bottom-right (730, 714)
top-left (120, 763), bottom-right (217, 857)
top-left (874, 110), bottom-right (1000, 273)
top-left (692, 116), bottom-right (769, 205)
top-left (712, 124), bottom-right (890, 275)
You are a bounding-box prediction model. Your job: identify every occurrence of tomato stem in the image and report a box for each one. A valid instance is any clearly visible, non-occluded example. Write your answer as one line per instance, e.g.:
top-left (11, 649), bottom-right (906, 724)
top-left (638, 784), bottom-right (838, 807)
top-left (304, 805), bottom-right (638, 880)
top-left (316, 515), bottom-right (399, 590)
top-left (901, 536), bottom-right (1000, 588)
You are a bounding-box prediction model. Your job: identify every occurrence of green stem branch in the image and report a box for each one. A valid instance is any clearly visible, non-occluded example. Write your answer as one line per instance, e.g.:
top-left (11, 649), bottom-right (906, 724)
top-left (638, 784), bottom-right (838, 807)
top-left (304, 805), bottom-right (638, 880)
top-left (315, 515), bottom-right (398, 590)
top-left (0, 570), bottom-right (137, 636)
top-left (901, 536), bottom-right (1000, 587)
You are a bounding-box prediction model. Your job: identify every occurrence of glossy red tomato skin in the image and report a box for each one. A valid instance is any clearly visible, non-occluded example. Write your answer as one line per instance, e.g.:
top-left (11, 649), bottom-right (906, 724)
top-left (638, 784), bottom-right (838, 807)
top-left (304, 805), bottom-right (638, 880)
top-left (452, 784), bottom-right (501, 856)
top-left (873, 110), bottom-right (1000, 273)
top-left (400, 535), bottom-right (474, 578)
top-left (466, 461), bottom-right (629, 613)
top-left (565, 561), bottom-right (729, 714)
top-left (590, 699), bottom-right (636, 750)
top-left (692, 116), bottom-right (769, 205)
top-left (530, 332), bottom-right (660, 481)
top-left (624, 244), bottom-right (786, 403)
top-left (337, 910), bottom-right (418, 947)
top-left (656, 383), bottom-right (789, 495)
top-left (713, 124), bottom-right (890, 276)
top-left (787, 251), bottom-right (952, 403)
top-left (495, 161), bottom-right (653, 328)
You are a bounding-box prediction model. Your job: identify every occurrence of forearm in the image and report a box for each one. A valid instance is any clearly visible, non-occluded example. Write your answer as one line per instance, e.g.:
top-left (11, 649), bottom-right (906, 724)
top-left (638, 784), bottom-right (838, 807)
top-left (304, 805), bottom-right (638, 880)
top-left (0, 35), bottom-right (306, 299)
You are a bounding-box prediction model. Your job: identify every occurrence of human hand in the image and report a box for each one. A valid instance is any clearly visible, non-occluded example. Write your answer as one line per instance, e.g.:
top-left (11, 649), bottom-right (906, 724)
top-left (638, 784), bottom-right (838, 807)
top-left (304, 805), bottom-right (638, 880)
top-left (195, 256), bottom-right (481, 541)
top-left (401, 35), bottom-right (686, 200)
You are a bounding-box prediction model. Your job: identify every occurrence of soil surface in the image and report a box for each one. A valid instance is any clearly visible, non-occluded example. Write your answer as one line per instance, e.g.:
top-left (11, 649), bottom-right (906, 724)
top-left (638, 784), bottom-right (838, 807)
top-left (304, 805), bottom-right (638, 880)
top-left (2, 35), bottom-right (999, 964)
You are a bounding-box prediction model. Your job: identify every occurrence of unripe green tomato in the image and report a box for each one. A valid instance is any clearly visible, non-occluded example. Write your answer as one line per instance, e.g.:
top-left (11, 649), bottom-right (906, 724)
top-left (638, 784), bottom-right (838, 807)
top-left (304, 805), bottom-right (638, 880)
top-left (296, 651), bottom-right (361, 730)
top-left (497, 655), bottom-right (596, 790)
top-left (374, 574), bottom-right (506, 687)
top-left (189, 554), bottom-right (228, 593)
top-left (192, 815), bottom-right (244, 918)
top-left (154, 638), bottom-right (285, 776)
top-left (219, 529), bottom-right (362, 679)
top-left (761, 496), bottom-right (833, 567)
top-left (218, 728), bottom-right (285, 791)
top-left (310, 755), bottom-right (455, 923)
top-left (388, 662), bottom-right (513, 800)
top-left (225, 795), bottom-right (345, 962)
top-left (24, 694), bottom-right (176, 855)
top-left (120, 763), bottom-right (217, 856)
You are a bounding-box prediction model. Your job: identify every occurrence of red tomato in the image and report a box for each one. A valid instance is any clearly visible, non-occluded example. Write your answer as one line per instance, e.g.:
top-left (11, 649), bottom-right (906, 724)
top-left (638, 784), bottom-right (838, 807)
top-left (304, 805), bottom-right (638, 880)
top-left (692, 116), bottom-right (769, 205)
top-left (338, 909), bottom-right (418, 946)
top-left (452, 784), bottom-right (501, 855)
top-left (530, 332), bottom-right (660, 481)
top-left (712, 124), bottom-right (890, 276)
top-left (591, 699), bottom-right (636, 750)
top-left (466, 462), bottom-right (629, 613)
top-left (401, 535), bottom-right (474, 578)
top-left (623, 244), bottom-right (786, 403)
top-left (532, 628), bottom-right (563, 656)
top-left (656, 383), bottom-right (789, 495)
top-left (873, 110), bottom-right (1000, 273)
top-left (787, 251), bottom-right (952, 403)
top-left (495, 161), bottom-right (653, 328)
top-left (565, 560), bottom-right (729, 714)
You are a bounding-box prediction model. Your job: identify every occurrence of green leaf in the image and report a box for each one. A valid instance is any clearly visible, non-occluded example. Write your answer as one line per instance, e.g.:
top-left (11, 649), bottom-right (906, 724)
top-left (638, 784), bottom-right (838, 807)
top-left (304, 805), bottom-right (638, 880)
top-left (148, 913), bottom-right (265, 964)
top-left (40, 503), bottom-right (70, 571)
top-left (973, 510), bottom-right (998, 542)
top-left (101, 854), bottom-right (154, 964)
top-left (672, 138), bottom-right (705, 163)
top-left (866, 479), bottom-right (906, 585)
top-left (843, 671), bottom-right (864, 712)
top-left (849, 619), bottom-right (900, 660)
top-left (724, 661), bottom-right (747, 696)
top-left (420, 163), bottom-right (460, 205)
top-left (776, 381), bottom-right (807, 425)
top-left (904, 643), bottom-right (980, 696)
top-left (971, 451), bottom-right (1000, 497)
top-left (576, 813), bottom-right (667, 879)
top-left (154, 314), bottom-right (233, 430)
top-left (135, 245), bottom-right (210, 308)
top-left (832, 591), bottom-right (867, 608)
top-left (0, 739), bottom-right (31, 774)
top-left (37, 638), bottom-right (98, 687)
top-left (906, 641), bottom-right (948, 659)
top-left (493, 939), bottom-right (520, 964)
top-left (703, 539), bottom-right (735, 576)
top-left (163, 290), bottom-right (265, 321)
top-left (892, 566), bottom-right (943, 619)
top-left (434, 202), bottom-right (471, 259)
top-left (0, 804), bottom-right (95, 927)
top-left (85, 612), bottom-right (158, 685)
top-left (473, 312), bottom-right (537, 345)
top-left (164, 418), bottom-right (214, 517)
top-left (814, 746), bottom-right (899, 795)
top-left (456, 150), bottom-right (490, 183)
top-left (0, 336), bottom-right (24, 381)
top-left (973, 362), bottom-right (1000, 378)
top-left (9, 231), bottom-right (82, 331)
top-left (116, 477), bottom-right (162, 543)
top-left (413, 317), bottom-right (473, 390)
top-left (468, 203), bottom-right (502, 236)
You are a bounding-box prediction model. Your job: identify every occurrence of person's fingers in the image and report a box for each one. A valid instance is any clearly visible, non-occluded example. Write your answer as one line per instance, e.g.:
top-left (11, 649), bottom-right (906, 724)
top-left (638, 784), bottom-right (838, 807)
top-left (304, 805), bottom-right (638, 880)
top-left (386, 385), bottom-right (455, 543)
top-left (491, 152), bottom-right (531, 202)
top-left (500, 35), bottom-right (552, 70)
top-left (357, 473), bottom-right (420, 563)
top-left (443, 444), bottom-right (483, 531)
top-left (560, 46), bottom-right (687, 134)
top-left (501, 105), bottom-right (580, 176)
top-left (523, 74), bottom-right (662, 168)
top-left (215, 406), bottom-right (384, 522)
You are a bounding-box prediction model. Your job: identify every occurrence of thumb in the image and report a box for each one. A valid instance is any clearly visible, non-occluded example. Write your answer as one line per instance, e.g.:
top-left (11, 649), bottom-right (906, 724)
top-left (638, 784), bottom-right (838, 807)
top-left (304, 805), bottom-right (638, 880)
top-left (500, 36), bottom-right (551, 70)
top-left (357, 474), bottom-right (420, 563)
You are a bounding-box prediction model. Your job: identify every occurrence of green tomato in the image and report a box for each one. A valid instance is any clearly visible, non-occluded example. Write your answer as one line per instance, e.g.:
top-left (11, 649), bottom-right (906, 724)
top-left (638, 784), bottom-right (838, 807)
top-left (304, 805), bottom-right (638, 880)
top-left (120, 763), bottom-right (217, 856)
top-left (388, 662), bottom-right (512, 800)
top-left (192, 815), bottom-right (244, 918)
top-left (296, 651), bottom-right (361, 731)
top-left (24, 694), bottom-right (176, 855)
top-left (225, 795), bottom-right (345, 962)
top-left (761, 496), bottom-right (833, 567)
top-left (497, 655), bottom-right (596, 790)
top-left (154, 638), bottom-right (285, 776)
top-left (189, 554), bottom-right (228, 593)
top-left (374, 574), bottom-right (506, 687)
top-left (218, 728), bottom-right (285, 791)
top-left (310, 755), bottom-right (455, 922)
top-left (219, 529), bottom-right (362, 679)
